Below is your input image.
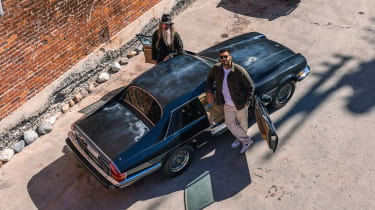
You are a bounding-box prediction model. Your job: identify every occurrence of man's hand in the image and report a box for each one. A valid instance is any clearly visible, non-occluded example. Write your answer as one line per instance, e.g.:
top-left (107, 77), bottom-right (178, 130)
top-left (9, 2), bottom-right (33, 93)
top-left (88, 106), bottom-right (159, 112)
top-left (207, 92), bottom-right (214, 104)
top-left (163, 55), bottom-right (169, 62)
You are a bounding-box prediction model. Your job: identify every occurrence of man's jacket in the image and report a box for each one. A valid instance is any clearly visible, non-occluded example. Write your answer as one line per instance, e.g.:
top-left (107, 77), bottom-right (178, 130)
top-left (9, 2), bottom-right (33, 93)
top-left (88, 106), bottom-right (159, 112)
top-left (152, 30), bottom-right (183, 63)
top-left (206, 62), bottom-right (255, 110)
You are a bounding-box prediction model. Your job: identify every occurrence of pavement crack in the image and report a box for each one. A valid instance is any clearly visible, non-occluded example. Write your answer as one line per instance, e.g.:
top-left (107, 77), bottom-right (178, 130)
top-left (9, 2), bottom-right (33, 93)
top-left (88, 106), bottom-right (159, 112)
top-left (291, 14), bottom-right (375, 32)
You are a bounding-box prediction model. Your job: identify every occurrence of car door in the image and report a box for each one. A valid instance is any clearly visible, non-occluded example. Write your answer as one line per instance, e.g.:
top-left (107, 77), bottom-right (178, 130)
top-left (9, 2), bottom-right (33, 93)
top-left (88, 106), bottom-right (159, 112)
top-left (253, 95), bottom-right (279, 153)
top-left (166, 98), bottom-right (210, 146)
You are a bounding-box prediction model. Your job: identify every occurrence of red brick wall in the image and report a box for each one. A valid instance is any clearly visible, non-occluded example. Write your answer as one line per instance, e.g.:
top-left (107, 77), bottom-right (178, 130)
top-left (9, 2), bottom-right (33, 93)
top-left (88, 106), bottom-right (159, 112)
top-left (0, 0), bottom-right (160, 121)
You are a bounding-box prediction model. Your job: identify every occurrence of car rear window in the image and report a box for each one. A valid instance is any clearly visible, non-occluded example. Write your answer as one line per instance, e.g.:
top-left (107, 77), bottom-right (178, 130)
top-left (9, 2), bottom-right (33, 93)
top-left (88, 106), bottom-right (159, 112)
top-left (122, 86), bottom-right (162, 126)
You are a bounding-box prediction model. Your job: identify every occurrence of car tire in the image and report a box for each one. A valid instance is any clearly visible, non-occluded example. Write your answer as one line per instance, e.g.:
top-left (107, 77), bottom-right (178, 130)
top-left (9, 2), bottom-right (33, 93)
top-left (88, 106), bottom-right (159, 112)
top-left (161, 145), bottom-right (194, 177)
top-left (271, 80), bottom-right (296, 109)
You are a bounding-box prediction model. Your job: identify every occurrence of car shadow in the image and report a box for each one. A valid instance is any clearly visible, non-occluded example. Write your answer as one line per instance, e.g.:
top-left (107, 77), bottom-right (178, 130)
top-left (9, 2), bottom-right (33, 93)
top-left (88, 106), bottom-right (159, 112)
top-left (27, 132), bottom-right (251, 209)
top-left (217, 0), bottom-right (300, 21)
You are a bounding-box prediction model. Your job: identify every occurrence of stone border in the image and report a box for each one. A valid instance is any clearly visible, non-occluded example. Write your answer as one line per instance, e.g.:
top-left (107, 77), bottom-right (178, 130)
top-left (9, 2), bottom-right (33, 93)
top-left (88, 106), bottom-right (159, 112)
top-left (0, 0), bottom-right (197, 166)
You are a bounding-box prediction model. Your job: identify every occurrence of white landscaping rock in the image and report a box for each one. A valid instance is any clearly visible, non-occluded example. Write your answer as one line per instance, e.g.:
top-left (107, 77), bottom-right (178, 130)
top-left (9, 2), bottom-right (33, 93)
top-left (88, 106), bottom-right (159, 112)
top-left (37, 121), bottom-right (52, 135)
top-left (68, 99), bottom-right (75, 107)
top-left (0, 149), bottom-right (15, 162)
top-left (127, 51), bottom-right (137, 58)
top-left (81, 89), bottom-right (89, 98)
top-left (24, 129), bottom-right (38, 144)
top-left (73, 93), bottom-right (83, 103)
top-left (111, 62), bottom-right (121, 72)
top-left (11, 140), bottom-right (25, 153)
top-left (46, 116), bottom-right (57, 126)
top-left (87, 83), bottom-right (95, 93)
top-left (119, 58), bottom-right (129, 65)
top-left (61, 104), bottom-right (69, 113)
top-left (97, 72), bottom-right (110, 83)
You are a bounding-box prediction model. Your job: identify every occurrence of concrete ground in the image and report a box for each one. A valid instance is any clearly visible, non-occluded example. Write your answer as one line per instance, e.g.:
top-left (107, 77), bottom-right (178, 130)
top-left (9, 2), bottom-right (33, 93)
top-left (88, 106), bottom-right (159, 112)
top-left (1, 0), bottom-right (375, 209)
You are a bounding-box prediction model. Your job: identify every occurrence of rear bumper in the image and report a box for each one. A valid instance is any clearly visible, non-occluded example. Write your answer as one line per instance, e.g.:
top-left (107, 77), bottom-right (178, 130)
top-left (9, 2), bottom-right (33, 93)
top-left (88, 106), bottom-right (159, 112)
top-left (66, 133), bottom-right (162, 189)
top-left (297, 66), bottom-right (310, 81)
top-left (66, 137), bottom-right (115, 188)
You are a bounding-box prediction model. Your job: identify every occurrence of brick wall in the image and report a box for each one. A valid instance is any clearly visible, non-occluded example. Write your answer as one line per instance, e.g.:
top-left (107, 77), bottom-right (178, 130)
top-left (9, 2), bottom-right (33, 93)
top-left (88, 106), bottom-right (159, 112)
top-left (0, 0), bottom-right (160, 121)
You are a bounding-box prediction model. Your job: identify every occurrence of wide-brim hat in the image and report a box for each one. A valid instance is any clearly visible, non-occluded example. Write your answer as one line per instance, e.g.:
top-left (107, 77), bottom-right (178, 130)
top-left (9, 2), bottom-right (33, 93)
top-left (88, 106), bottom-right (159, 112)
top-left (161, 14), bottom-right (174, 24)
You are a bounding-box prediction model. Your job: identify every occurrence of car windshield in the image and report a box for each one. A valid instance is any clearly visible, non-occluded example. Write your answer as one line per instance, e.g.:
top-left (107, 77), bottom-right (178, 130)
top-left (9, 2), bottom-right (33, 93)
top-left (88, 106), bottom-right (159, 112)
top-left (122, 86), bottom-right (162, 126)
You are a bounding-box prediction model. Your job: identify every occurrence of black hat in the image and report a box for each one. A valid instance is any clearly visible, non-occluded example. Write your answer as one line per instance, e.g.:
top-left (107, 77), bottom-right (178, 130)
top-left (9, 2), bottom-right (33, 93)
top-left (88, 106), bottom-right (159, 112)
top-left (161, 14), bottom-right (173, 24)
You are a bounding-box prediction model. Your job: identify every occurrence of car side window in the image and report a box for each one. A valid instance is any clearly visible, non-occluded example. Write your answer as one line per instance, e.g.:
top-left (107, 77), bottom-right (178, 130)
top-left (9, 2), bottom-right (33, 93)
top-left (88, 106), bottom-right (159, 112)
top-left (166, 99), bottom-right (205, 136)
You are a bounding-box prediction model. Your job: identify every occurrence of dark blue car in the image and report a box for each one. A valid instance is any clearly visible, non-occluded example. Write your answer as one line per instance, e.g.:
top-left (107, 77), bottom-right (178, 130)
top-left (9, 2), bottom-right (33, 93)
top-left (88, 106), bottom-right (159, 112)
top-left (66, 32), bottom-right (310, 189)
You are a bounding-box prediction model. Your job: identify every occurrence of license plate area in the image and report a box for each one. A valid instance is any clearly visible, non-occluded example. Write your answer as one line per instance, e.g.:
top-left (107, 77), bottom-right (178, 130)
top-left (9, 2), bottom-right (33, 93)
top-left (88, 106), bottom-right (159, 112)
top-left (87, 144), bottom-right (99, 159)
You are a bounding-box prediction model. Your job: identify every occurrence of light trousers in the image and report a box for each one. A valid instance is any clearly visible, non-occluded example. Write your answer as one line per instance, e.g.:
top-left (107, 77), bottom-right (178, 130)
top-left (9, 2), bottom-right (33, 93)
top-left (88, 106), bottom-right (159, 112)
top-left (224, 104), bottom-right (251, 144)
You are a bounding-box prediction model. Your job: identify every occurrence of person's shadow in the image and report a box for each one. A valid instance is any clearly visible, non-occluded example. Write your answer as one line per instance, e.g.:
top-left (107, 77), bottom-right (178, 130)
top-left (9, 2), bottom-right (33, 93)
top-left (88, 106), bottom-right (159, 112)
top-left (217, 0), bottom-right (300, 21)
top-left (27, 131), bottom-right (252, 209)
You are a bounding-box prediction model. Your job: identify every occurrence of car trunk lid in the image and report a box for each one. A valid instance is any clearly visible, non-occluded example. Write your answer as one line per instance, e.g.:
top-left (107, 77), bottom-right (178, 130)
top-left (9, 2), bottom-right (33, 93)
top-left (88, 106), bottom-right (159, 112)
top-left (75, 101), bottom-right (150, 160)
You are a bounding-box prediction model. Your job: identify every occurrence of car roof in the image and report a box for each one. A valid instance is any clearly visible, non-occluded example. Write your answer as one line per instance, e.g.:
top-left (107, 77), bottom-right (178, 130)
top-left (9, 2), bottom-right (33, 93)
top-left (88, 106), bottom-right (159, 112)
top-left (131, 54), bottom-right (211, 107)
top-left (199, 32), bottom-right (296, 82)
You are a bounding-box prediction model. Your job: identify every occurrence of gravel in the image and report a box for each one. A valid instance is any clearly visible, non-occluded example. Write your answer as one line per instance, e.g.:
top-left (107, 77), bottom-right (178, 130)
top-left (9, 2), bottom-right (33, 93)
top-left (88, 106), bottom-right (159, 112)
top-left (0, 0), bottom-right (198, 152)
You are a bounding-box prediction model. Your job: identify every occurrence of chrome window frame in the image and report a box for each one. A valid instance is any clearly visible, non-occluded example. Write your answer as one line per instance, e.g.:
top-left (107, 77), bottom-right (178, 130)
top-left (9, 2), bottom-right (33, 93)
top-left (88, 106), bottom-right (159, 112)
top-left (164, 97), bottom-right (207, 139)
top-left (122, 85), bottom-right (163, 127)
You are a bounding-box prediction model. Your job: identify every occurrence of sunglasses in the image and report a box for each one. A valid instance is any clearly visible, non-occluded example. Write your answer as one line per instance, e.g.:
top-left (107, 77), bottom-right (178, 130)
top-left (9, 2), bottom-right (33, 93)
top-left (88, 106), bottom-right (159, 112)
top-left (219, 55), bottom-right (229, 59)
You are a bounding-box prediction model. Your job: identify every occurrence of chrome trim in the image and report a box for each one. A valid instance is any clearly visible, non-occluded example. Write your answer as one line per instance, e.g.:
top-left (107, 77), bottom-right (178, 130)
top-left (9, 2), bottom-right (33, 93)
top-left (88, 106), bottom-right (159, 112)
top-left (210, 122), bottom-right (228, 136)
top-left (116, 163), bottom-right (162, 188)
top-left (68, 132), bottom-right (117, 184)
top-left (69, 131), bottom-right (163, 188)
top-left (74, 126), bottom-right (112, 162)
top-left (297, 66), bottom-right (310, 81)
top-left (122, 86), bottom-right (163, 127)
top-left (164, 96), bottom-right (207, 139)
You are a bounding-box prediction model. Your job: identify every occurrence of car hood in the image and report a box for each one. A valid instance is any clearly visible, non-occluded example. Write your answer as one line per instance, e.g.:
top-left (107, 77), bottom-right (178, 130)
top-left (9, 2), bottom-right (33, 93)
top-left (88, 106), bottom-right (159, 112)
top-left (199, 32), bottom-right (297, 82)
top-left (76, 101), bottom-right (150, 160)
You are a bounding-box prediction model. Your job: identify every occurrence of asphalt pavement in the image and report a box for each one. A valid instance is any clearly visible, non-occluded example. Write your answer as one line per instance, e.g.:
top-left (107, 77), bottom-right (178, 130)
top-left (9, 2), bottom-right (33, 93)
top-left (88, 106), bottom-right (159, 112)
top-left (1, 0), bottom-right (375, 209)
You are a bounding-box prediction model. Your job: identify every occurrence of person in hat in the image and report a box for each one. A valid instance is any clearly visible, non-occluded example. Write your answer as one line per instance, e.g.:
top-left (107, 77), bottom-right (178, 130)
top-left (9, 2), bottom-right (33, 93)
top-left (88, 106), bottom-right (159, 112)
top-left (152, 14), bottom-right (184, 64)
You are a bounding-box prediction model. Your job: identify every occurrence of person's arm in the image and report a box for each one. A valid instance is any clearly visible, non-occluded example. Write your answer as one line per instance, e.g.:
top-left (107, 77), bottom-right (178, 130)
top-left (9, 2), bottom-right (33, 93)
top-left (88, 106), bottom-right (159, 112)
top-left (241, 67), bottom-right (255, 100)
top-left (173, 32), bottom-right (183, 53)
top-left (151, 31), bottom-right (158, 62)
top-left (206, 67), bottom-right (216, 104)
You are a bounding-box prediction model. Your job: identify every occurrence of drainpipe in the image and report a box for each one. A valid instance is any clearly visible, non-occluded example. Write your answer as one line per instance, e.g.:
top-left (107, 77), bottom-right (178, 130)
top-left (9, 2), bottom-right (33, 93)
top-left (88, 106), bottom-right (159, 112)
top-left (0, 0), bottom-right (4, 17)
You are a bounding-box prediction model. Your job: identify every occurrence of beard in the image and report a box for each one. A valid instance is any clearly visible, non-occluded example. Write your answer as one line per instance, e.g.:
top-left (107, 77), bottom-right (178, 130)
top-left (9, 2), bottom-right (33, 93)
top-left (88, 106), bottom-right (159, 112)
top-left (162, 28), bottom-right (172, 47)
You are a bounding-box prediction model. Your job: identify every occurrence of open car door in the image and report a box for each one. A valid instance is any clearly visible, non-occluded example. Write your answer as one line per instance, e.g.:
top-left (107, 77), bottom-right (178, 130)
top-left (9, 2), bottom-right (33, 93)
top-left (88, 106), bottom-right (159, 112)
top-left (254, 95), bottom-right (279, 153)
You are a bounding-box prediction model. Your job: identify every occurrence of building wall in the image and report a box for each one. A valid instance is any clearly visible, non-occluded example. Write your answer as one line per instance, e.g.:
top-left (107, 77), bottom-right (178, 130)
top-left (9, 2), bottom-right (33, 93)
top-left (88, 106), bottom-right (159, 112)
top-left (0, 0), bottom-right (160, 121)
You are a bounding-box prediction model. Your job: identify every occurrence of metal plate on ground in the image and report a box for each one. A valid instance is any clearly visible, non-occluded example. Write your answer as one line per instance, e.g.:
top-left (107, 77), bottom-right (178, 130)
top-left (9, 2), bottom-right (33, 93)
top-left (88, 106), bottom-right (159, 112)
top-left (184, 171), bottom-right (215, 210)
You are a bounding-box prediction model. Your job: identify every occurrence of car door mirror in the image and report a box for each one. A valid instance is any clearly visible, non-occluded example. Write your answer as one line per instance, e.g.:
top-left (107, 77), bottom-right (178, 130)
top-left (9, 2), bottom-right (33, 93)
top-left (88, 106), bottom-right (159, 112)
top-left (260, 94), bottom-right (272, 106)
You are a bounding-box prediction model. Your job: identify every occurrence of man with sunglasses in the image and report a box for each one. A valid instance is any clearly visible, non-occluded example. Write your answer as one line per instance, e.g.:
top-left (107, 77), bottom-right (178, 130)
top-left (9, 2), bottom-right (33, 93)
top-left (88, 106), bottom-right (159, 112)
top-left (206, 49), bottom-right (255, 154)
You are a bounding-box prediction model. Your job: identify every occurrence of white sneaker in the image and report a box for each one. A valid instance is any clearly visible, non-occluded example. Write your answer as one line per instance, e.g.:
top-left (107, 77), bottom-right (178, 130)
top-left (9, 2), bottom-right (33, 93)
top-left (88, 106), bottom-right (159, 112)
top-left (240, 140), bottom-right (254, 154)
top-left (231, 140), bottom-right (241, 149)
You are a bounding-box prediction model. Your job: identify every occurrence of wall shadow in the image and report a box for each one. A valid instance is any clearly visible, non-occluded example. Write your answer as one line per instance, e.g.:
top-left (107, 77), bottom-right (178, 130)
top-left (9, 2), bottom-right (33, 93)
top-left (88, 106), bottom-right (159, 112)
top-left (27, 132), bottom-right (251, 209)
top-left (260, 30), bottom-right (375, 159)
top-left (217, 0), bottom-right (300, 21)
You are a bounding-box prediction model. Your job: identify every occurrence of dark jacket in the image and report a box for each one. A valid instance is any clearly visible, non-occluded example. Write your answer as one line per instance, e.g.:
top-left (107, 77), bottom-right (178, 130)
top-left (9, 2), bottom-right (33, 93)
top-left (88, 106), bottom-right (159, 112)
top-left (206, 62), bottom-right (255, 110)
top-left (152, 30), bottom-right (183, 63)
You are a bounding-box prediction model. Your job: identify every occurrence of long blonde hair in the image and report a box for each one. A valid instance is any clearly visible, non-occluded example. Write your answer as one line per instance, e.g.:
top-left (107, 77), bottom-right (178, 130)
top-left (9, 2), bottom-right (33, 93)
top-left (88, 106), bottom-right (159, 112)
top-left (155, 23), bottom-right (175, 50)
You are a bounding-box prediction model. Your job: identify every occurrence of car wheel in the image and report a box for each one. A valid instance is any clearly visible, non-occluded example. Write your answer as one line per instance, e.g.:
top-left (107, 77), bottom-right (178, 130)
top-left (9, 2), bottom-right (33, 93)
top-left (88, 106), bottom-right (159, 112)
top-left (271, 80), bottom-right (296, 109)
top-left (162, 145), bottom-right (194, 177)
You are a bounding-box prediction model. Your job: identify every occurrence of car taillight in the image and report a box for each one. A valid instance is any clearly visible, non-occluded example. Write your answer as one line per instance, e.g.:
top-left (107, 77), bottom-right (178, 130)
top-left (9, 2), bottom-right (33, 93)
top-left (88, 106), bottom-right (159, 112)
top-left (109, 162), bottom-right (127, 181)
